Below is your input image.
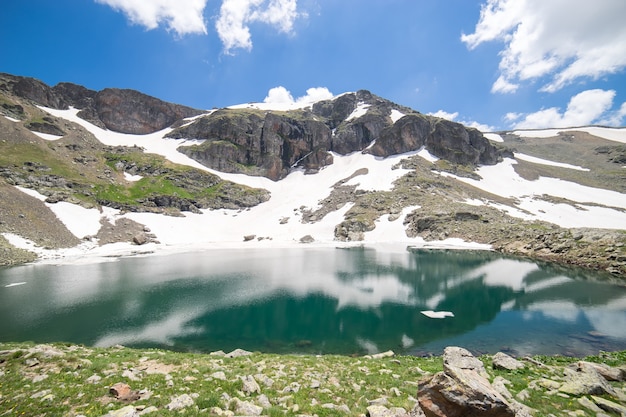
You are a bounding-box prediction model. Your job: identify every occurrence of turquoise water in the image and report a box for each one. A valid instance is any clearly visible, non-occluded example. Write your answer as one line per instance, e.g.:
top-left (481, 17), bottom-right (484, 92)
top-left (1, 247), bottom-right (625, 356)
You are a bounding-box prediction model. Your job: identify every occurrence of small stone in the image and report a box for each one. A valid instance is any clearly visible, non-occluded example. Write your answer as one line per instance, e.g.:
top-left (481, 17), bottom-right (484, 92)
top-left (138, 406), bottom-right (158, 415)
top-left (234, 398), bottom-right (263, 416)
top-left (241, 375), bottom-right (261, 395)
top-left (100, 405), bottom-right (139, 417)
top-left (86, 374), bottom-right (102, 384)
top-left (166, 393), bottom-right (194, 411)
top-left (32, 374), bottom-right (49, 383)
top-left (257, 393), bottom-right (272, 408)
top-left (211, 371), bottom-right (227, 380)
top-left (370, 350), bottom-right (395, 359)
top-left (25, 358), bottom-right (40, 367)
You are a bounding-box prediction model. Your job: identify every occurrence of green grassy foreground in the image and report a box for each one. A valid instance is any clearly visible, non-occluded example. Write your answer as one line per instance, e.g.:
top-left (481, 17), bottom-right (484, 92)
top-left (0, 342), bottom-right (625, 416)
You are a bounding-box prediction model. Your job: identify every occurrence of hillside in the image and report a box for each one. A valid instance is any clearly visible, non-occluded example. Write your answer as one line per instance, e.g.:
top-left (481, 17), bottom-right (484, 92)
top-left (0, 73), bottom-right (625, 276)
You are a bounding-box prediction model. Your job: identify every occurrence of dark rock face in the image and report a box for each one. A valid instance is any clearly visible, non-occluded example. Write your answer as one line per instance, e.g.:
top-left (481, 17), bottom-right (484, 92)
top-left (171, 109), bottom-right (334, 181)
top-left (1, 73), bottom-right (202, 135)
top-left (171, 90), bottom-right (506, 180)
top-left (368, 114), bottom-right (505, 165)
top-left (93, 88), bottom-right (202, 134)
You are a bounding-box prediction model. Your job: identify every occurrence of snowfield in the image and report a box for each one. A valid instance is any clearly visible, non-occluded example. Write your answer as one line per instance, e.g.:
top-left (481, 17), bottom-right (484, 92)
top-left (4, 107), bottom-right (626, 264)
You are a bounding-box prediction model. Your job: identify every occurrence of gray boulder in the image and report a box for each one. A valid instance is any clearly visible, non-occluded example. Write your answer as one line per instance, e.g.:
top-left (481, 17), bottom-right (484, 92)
top-left (418, 347), bottom-right (517, 417)
top-left (492, 352), bottom-right (525, 371)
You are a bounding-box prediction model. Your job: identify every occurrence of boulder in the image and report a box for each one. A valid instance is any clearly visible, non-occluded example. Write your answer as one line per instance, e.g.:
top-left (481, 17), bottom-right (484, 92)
top-left (109, 382), bottom-right (140, 401)
top-left (492, 352), bottom-right (525, 371)
top-left (570, 361), bottom-right (626, 382)
top-left (418, 347), bottom-right (517, 417)
top-left (559, 366), bottom-right (618, 396)
top-left (241, 375), bottom-right (261, 395)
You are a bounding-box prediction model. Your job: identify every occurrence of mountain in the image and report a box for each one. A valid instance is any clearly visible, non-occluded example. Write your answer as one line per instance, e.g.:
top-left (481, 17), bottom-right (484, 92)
top-left (0, 73), bottom-right (625, 277)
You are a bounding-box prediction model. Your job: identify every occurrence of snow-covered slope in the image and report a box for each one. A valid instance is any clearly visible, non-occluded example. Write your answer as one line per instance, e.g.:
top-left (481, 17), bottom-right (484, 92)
top-left (3, 104), bottom-right (626, 265)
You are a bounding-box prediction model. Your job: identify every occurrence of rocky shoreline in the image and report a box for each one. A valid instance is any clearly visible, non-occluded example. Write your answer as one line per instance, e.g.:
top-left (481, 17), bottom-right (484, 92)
top-left (1, 342), bottom-right (625, 416)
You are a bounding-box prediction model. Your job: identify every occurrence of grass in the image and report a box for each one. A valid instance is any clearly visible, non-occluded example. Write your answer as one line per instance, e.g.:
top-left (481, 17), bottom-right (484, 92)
top-left (1, 342), bottom-right (624, 417)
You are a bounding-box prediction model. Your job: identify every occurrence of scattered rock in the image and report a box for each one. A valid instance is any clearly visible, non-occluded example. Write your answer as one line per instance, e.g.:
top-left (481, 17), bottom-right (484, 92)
top-left (559, 366), bottom-right (618, 396)
top-left (241, 375), bottom-right (261, 395)
top-left (86, 374), bottom-right (102, 384)
top-left (570, 361), bottom-right (626, 382)
top-left (368, 350), bottom-right (395, 360)
top-left (233, 398), bottom-right (263, 415)
top-left (493, 352), bottom-right (525, 371)
top-left (109, 382), bottom-right (140, 402)
top-left (225, 348), bottom-right (253, 358)
top-left (211, 371), bottom-right (227, 380)
top-left (166, 393), bottom-right (194, 410)
top-left (299, 234), bottom-right (315, 243)
top-left (99, 405), bottom-right (140, 417)
top-left (590, 395), bottom-right (626, 416)
top-left (132, 233), bottom-right (148, 245)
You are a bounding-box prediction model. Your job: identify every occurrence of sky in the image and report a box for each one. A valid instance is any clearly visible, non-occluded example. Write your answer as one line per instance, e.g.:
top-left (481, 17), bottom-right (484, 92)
top-left (2, 0), bottom-right (626, 132)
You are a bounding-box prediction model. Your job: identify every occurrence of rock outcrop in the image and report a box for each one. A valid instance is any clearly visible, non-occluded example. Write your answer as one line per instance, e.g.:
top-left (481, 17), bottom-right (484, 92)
top-left (0, 73), bottom-right (202, 134)
top-left (418, 347), bottom-right (517, 417)
top-left (169, 89), bottom-right (507, 180)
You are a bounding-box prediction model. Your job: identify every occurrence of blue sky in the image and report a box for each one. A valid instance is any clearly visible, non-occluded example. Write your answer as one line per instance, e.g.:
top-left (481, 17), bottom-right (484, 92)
top-left (2, 0), bottom-right (626, 131)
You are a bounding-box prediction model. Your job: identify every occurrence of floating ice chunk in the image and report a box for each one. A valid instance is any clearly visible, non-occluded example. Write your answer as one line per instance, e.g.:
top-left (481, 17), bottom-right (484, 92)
top-left (420, 310), bottom-right (454, 319)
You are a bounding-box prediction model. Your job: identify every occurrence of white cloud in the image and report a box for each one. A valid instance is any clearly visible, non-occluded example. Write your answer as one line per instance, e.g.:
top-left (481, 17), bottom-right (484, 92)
top-left (428, 110), bottom-right (495, 133)
top-left (264, 86), bottom-right (333, 106)
top-left (96, 0), bottom-right (208, 35)
top-left (512, 89), bottom-right (625, 129)
top-left (462, 0), bottom-right (626, 93)
top-left (429, 110), bottom-right (459, 121)
top-left (216, 0), bottom-right (300, 53)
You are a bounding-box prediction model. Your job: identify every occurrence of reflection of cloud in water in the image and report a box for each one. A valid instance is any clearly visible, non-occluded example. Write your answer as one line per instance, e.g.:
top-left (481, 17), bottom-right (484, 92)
top-left (402, 334), bottom-right (414, 348)
top-left (356, 337), bottom-right (379, 355)
top-left (523, 301), bottom-right (580, 322)
top-left (94, 308), bottom-right (204, 347)
top-left (524, 276), bottom-right (572, 293)
top-left (472, 259), bottom-right (539, 290)
top-left (586, 309), bottom-right (626, 339)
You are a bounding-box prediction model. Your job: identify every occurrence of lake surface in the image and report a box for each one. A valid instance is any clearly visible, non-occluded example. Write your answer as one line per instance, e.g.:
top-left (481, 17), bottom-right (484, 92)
top-left (1, 247), bottom-right (625, 357)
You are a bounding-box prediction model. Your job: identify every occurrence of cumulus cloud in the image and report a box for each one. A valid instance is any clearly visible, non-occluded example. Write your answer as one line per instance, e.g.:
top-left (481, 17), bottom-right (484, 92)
top-left (512, 89), bottom-right (626, 129)
top-left (462, 0), bottom-right (626, 93)
top-left (428, 110), bottom-right (495, 133)
top-left (97, 0), bottom-right (302, 52)
top-left (264, 86), bottom-right (333, 106)
top-left (216, 0), bottom-right (300, 53)
top-left (95, 0), bottom-right (208, 35)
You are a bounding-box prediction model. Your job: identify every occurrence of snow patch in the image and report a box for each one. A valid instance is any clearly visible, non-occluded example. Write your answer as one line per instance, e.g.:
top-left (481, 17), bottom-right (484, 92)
top-left (124, 172), bottom-right (143, 182)
top-left (346, 103), bottom-right (370, 121)
top-left (514, 152), bottom-right (589, 171)
top-left (31, 131), bottom-right (64, 141)
top-left (3, 115), bottom-right (20, 123)
top-left (390, 109), bottom-right (405, 123)
top-left (483, 133), bottom-right (503, 142)
top-left (513, 126), bottom-right (626, 144)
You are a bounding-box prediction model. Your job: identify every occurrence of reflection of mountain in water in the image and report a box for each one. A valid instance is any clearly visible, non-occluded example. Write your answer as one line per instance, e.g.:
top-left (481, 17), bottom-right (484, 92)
top-left (0, 247), bottom-right (624, 356)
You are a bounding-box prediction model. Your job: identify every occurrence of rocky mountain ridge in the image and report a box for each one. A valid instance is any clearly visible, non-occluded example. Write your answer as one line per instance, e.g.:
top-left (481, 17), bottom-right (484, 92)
top-left (0, 73), bottom-right (624, 276)
top-left (168, 89), bottom-right (509, 180)
top-left (0, 73), bottom-right (203, 134)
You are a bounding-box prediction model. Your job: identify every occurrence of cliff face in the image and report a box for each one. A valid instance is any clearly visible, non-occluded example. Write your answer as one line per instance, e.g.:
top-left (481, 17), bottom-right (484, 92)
top-left (169, 90), bottom-right (509, 181)
top-left (0, 73), bottom-right (202, 134)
